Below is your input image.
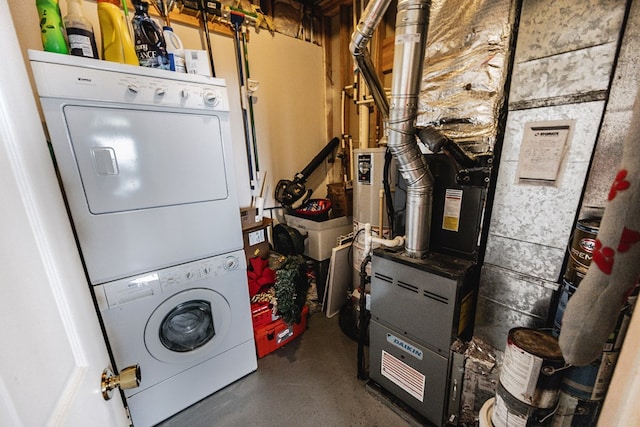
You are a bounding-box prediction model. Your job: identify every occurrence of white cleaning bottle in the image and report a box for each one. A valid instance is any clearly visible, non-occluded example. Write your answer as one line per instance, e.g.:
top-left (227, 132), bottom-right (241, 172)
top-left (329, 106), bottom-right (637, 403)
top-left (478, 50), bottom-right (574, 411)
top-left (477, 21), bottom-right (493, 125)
top-left (162, 26), bottom-right (186, 73)
top-left (64, 0), bottom-right (98, 58)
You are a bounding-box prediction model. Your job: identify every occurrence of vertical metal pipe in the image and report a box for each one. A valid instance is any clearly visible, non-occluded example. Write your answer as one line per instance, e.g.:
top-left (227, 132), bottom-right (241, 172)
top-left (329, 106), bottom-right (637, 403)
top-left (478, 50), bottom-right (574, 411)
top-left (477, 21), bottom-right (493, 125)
top-left (387, 0), bottom-right (433, 257)
top-left (349, 0), bottom-right (392, 119)
top-left (350, 0), bottom-right (435, 258)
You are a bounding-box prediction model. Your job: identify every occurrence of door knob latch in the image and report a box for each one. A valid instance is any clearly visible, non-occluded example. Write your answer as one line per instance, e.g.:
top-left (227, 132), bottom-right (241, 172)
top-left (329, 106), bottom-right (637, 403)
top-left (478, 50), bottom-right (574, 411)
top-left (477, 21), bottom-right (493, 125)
top-left (101, 364), bottom-right (141, 400)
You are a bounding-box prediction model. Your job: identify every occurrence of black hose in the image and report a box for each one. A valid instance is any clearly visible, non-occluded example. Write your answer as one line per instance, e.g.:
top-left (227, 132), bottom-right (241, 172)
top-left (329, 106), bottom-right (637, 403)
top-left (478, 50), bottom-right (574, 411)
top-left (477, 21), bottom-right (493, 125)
top-left (417, 126), bottom-right (477, 168)
top-left (357, 255), bottom-right (371, 380)
top-left (383, 147), bottom-right (395, 236)
top-left (299, 137), bottom-right (340, 180)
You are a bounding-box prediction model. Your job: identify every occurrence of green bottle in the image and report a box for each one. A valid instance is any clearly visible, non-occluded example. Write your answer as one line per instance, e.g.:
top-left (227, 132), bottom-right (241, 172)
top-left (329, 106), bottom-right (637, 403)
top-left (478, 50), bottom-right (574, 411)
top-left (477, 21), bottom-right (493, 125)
top-left (36, 0), bottom-right (69, 54)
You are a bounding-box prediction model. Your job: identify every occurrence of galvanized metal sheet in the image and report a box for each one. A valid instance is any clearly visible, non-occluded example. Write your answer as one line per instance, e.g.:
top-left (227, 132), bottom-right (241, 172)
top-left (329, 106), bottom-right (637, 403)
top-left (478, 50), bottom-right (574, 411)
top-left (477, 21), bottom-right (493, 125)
top-left (514, 0), bottom-right (625, 63)
top-left (509, 43), bottom-right (617, 105)
top-left (474, 264), bottom-right (556, 350)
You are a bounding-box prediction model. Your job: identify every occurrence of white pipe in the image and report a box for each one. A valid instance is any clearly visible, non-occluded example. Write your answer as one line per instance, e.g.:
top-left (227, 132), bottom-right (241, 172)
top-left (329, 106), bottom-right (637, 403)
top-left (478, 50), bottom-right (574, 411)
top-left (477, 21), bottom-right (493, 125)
top-left (341, 88), bottom-right (346, 136)
top-left (359, 102), bottom-right (370, 148)
top-left (363, 223), bottom-right (405, 256)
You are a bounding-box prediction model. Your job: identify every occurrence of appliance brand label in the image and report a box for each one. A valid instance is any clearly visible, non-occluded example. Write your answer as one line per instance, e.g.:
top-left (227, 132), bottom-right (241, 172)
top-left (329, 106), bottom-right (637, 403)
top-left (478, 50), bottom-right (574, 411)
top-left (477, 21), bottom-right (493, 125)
top-left (387, 333), bottom-right (423, 360)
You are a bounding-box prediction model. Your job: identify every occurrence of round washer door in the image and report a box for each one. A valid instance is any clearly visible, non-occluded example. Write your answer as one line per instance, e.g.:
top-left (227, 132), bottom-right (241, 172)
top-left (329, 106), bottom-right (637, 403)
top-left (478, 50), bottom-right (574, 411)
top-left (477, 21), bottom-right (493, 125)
top-left (145, 288), bottom-right (231, 364)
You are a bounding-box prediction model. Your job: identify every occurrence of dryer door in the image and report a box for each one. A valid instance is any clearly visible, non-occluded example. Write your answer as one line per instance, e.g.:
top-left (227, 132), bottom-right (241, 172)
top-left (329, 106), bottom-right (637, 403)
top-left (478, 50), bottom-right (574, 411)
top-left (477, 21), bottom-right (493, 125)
top-left (145, 288), bottom-right (232, 364)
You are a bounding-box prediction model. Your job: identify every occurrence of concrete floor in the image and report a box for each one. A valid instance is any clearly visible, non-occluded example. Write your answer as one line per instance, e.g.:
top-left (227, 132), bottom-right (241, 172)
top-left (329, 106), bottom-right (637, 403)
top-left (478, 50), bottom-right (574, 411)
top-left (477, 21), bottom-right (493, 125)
top-left (157, 310), bottom-right (421, 427)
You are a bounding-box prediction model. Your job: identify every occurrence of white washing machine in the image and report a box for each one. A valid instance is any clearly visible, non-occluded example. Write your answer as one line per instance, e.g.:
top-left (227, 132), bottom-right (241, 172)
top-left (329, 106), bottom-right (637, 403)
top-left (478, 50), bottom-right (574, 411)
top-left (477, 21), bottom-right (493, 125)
top-left (94, 250), bottom-right (256, 427)
top-left (28, 51), bottom-right (257, 426)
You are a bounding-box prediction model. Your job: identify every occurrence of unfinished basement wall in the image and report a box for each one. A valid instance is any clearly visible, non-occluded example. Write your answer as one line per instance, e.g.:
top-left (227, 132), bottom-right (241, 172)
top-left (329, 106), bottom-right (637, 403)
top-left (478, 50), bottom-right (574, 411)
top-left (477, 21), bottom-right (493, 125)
top-left (474, 0), bottom-right (629, 350)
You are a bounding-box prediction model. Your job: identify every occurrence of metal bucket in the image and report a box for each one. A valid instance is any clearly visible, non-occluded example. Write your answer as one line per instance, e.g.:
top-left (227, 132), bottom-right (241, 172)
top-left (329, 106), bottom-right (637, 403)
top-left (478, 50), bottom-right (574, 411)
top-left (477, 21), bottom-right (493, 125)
top-left (500, 328), bottom-right (566, 409)
top-left (492, 381), bottom-right (555, 427)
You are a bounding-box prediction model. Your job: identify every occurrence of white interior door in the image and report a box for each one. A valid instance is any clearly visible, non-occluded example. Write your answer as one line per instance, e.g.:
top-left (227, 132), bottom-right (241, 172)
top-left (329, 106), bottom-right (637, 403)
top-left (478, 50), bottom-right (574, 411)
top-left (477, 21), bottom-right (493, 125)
top-left (0, 4), bottom-right (129, 425)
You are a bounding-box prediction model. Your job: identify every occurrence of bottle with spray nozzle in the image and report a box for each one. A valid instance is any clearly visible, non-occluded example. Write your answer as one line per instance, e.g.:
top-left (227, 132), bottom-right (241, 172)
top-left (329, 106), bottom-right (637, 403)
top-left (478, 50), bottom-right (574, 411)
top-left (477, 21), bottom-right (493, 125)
top-left (64, 0), bottom-right (98, 58)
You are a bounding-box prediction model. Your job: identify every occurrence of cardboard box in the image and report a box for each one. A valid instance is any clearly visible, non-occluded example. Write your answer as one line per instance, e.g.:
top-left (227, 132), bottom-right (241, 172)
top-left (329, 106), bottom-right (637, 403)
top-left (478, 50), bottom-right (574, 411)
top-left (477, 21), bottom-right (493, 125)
top-left (327, 183), bottom-right (353, 217)
top-left (242, 218), bottom-right (271, 263)
top-left (253, 305), bottom-right (308, 358)
top-left (240, 206), bottom-right (262, 231)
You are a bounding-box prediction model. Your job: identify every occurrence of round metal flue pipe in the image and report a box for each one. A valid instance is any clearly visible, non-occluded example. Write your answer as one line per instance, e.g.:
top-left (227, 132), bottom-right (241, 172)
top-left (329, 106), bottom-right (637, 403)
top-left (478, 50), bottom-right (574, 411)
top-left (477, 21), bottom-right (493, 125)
top-left (387, 0), bottom-right (433, 258)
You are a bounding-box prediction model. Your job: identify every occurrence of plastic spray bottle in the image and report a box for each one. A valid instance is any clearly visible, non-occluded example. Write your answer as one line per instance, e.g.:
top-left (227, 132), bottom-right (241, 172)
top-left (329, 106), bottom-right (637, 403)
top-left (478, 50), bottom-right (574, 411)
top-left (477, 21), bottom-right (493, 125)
top-left (36, 0), bottom-right (69, 54)
top-left (131, 1), bottom-right (170, 70)
top-left (64, 0), bottom-right (98, 58)
top-left (97, 0), bottom-right (138, 65)
top-left (162, 26), bottom-right (186, 73)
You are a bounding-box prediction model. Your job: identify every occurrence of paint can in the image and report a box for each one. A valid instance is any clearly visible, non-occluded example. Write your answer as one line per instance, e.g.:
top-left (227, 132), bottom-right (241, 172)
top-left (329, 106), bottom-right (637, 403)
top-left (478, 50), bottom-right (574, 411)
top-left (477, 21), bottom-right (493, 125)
top-left (561, 351), bottom-right (619, 401)
top-left (550, 390), bottom-right (601, 426)
top-left (604, 284), bottom-right (639, 351)
top-left (552, 279), bottom-right (578, 336)
top-left (492, 381), bottom-right (555, 427)
top-left (567, 218), bottom-right (600, 271)
top-left (500, 328), bottom-right (565, 409)
top-left (562, 261), bottom-right (587, 288)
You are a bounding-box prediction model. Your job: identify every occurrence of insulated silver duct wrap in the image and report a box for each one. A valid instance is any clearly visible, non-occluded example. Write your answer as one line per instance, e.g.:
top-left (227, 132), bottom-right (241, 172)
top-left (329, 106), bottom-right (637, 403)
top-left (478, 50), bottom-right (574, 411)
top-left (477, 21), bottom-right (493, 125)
top-left (388, 0), bottom-right (433, 258)
top-left (349, 0), bottom-right (393, 118)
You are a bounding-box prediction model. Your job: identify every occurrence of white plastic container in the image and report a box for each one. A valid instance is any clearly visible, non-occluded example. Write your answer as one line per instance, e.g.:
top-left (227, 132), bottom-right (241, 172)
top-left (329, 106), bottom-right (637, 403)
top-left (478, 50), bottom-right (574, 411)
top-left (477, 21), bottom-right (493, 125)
top-left (163, 26), bottom-right (186, 73)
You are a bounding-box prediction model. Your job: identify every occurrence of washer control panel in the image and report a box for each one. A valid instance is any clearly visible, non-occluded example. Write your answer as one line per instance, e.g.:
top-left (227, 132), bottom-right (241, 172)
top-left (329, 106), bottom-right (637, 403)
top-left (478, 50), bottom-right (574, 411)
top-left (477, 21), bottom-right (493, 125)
top-left (95, 251), bottom-right (245, 309)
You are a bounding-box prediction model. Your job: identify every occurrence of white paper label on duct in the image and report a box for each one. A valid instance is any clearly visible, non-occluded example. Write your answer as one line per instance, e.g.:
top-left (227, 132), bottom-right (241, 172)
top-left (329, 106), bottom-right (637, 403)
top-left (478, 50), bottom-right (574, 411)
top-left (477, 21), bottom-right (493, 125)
top-left (442, 189), bottom-right (463, 232)
top-left (380, 350), bottom-right (425, 402)
top-left (395, 33), bottom-right (421, 45)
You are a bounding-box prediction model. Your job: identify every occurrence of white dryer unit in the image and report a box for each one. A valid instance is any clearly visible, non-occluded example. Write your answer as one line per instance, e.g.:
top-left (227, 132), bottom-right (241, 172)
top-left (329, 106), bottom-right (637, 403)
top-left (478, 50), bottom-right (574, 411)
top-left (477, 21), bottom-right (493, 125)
top-left (28, 50), bottom-right (244, 285)
top-left (94, 251), bottom-right (256, 427)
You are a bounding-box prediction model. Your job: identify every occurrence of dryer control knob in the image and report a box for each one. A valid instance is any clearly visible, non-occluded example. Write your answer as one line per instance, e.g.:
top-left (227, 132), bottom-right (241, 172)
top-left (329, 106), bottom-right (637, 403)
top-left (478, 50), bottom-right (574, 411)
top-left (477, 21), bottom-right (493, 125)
top-left (180, 89), bottom-right (189, 99)
top-left (224, 257), bottom-right (238, 270)
top-left (203, 90), bottom-right (219, 106)
top-left (126, 84), bottom-right (139, 94)
top-left (155, 87), bottom-right (167, 96)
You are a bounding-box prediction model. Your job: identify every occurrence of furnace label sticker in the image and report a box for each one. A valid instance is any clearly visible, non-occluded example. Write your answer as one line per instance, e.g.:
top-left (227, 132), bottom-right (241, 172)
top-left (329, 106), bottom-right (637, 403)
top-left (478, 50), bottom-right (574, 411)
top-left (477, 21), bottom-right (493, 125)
top-left (387, 333), bottom-right (423, 360)
top-left (442, 189), bottom-right (463, 232)
top-left (380, 350), bottom-right (425, 402)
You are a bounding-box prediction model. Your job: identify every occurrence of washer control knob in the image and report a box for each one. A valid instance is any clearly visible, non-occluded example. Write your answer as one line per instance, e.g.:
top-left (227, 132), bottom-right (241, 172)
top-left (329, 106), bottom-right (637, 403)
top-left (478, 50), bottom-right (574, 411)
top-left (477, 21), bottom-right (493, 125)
top-left (203, 90), bottom-right (219, 106)
top-left (224, 256), bottom-right (239, 270)
top-left (126, 84), bottom-right (139, 94)
top-left (155, 87), bottom-right (166, 96)
top-left (180, 89), bottom-right (189, 99)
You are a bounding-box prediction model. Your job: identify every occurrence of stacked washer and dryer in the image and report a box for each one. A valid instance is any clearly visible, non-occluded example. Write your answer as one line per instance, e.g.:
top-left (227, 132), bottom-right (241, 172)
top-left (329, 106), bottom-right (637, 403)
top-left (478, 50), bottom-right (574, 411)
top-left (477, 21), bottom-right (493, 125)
top-left (29, 50), bottom-right (257, 427)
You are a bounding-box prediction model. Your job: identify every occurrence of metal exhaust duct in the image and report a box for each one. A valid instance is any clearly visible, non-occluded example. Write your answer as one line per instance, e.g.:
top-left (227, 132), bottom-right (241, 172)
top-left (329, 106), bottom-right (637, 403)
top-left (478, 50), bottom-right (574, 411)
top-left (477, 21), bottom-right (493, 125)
top-left (350, 0), bottom-right (435, 258)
